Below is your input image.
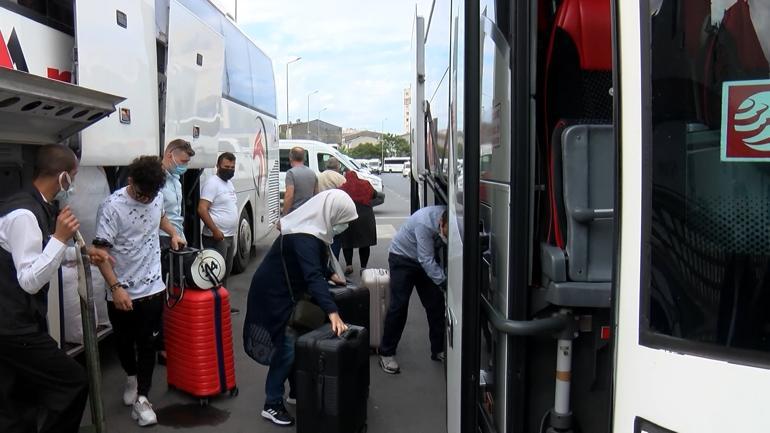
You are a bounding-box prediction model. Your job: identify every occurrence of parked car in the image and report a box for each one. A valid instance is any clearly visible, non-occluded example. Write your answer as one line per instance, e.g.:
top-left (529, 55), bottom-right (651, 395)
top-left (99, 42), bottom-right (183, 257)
top-left (279, 140), bottom-right (385, 206)
top-left (402, 161), bottom-right (411, 177)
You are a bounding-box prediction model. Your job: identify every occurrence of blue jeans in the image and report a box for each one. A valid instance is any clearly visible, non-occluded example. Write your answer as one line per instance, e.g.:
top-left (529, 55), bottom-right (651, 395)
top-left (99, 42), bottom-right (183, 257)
top-left (264, 328), bottom-right (296, 406)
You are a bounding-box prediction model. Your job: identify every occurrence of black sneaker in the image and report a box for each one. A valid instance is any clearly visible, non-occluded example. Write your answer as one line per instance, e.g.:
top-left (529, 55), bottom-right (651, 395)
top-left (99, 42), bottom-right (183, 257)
top-left (431, 351), bottom-right (446, 362)
top-left (261, 404), bottom-right (295, 426)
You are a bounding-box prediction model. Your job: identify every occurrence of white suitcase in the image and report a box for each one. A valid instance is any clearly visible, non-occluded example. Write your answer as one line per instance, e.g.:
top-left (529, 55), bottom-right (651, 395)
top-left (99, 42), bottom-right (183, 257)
top-left (360, 268), bottom-right (390, 349)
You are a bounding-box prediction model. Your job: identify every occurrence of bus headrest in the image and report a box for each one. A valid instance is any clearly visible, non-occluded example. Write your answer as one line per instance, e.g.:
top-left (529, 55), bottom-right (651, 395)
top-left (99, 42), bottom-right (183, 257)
top-left (554, 0), bottom-right (612, 71)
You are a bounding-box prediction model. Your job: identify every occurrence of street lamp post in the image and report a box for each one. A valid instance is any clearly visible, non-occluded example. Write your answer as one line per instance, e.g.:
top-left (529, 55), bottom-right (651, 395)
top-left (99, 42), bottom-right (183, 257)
top-left (285, 56), bottom-right (301, 138)
top-left (307, 90), bottom-right (319, 136)
top-left (317, 107), bottom-right (328, 140)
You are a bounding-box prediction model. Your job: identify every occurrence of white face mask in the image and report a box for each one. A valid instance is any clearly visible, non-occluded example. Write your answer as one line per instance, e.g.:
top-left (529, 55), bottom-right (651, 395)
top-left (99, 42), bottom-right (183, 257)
top-left (332, 223), bottom-right (349, 235)
top-left (54, 171), bottom-right (74, 202)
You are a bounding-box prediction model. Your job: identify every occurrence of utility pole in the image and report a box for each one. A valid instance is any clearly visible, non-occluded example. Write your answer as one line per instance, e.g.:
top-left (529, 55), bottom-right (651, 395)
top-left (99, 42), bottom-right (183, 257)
top-left (285, 57), bottom-right (301, 138)
top-left (317, 107), bottom-right (328, 141)
top-left (380, 117), bottom-right (387, 163)
top-left (307, 90), bottom-right (319, 136)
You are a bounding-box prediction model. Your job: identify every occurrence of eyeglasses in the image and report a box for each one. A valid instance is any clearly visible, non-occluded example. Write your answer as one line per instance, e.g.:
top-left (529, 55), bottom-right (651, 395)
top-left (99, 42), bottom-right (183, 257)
top-left (132, 186), bottom-right (158, 202)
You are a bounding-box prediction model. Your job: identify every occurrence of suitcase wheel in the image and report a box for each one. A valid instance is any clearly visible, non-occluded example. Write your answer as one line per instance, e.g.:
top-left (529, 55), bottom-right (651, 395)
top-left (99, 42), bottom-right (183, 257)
top-left (199, 398), bottom-right (209, 407)
top-left (229, 387), bottom-right (239, 397)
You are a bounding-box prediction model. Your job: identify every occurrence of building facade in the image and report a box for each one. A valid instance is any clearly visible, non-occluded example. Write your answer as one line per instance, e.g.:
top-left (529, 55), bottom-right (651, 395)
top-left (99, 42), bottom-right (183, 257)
top-left (280, 119), bottom-right (342, 144)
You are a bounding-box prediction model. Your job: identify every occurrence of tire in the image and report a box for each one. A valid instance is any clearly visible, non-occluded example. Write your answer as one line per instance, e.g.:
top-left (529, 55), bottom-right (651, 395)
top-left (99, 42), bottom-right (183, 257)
top-left (231, 207), bottom-right (252, 274)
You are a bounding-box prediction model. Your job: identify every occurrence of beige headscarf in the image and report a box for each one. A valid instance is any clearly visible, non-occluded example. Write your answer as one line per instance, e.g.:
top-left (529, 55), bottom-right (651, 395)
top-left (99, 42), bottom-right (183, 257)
top-left (280, 189), bottom-right (358, 244)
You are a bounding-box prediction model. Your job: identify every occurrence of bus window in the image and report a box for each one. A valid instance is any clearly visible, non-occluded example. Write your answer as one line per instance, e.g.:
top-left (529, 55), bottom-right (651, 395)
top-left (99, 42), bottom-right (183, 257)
top-left (222, 20), bottom-right (253, 105)
top-left (249, 44), bottom-right (277, 116)
top-left (279, 148), bottom-right (308, 172)
top-left (644, 0), bottom-right (770, 357)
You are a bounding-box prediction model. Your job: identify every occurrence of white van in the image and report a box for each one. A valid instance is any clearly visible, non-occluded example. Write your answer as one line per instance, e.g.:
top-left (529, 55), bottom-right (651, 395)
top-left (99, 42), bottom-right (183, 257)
top-left (279, 140), bottom-right (385, 206)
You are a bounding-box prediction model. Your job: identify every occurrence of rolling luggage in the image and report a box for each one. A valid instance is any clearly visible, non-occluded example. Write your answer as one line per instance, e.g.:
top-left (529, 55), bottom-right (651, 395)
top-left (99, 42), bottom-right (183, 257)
top-left (164, 249), bottom-right (238, 403)
top-left (295, 324), bottom-right (369, 433)
top-left (329, 285), bottom-right (370, 332)
top-left (360, 268), bottom-right (390, 348)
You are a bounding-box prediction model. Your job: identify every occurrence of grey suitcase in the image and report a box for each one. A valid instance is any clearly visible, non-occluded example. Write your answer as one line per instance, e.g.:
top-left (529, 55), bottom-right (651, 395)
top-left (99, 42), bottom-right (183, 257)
top-left (360, 268), bottom-right (390, 348)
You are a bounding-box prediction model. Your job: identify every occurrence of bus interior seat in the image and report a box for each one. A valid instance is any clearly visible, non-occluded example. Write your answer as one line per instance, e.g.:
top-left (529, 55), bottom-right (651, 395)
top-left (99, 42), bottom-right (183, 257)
top-left (541, 124), bottom-right (613, 308)
top-left (540, 0), bottom-right (613, 308)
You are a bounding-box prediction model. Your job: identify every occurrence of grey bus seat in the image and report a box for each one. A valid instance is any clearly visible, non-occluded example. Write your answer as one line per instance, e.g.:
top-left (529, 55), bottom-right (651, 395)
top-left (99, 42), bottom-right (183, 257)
top-left (541, 124), bottom-right (614, 308)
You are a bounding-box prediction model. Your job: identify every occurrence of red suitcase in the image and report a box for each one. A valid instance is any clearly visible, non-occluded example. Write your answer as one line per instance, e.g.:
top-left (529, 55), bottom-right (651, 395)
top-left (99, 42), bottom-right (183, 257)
top-left (163, 249), bottom-right (237, 404)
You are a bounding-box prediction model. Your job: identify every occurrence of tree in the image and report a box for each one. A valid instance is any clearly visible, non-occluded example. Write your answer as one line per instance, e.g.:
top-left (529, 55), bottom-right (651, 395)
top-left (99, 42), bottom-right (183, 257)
top-left (381, 133), bottom-right (410, 157)
top-left (343, 142), bottom-right (381, 159)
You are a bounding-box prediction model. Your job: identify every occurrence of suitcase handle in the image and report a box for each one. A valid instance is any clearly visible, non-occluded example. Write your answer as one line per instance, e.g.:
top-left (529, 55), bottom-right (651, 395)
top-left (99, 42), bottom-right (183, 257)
top-left (339, 326), bottom-right (359, 340)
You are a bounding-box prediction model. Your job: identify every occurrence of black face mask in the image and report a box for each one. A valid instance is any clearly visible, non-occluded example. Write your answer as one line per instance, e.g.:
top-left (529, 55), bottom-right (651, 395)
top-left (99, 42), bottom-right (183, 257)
top-left (218, 168), bottom-right (235, 181)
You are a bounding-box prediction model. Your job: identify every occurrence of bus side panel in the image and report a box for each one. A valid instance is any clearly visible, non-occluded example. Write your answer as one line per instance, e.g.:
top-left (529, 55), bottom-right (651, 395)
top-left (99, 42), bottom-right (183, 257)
top-left (164, 0), bottom-right (224, 169)
top-left (252, 112), bottom-right (279, 240)
top-left (76, 0), bottom-right (160, 166)
top-left (0, 7), bottom-right (73, 79)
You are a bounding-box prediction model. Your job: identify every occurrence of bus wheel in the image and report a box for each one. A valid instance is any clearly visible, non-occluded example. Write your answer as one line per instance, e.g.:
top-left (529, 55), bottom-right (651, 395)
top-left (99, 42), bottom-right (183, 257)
top-left (232, 208), bottom-right (252, 274)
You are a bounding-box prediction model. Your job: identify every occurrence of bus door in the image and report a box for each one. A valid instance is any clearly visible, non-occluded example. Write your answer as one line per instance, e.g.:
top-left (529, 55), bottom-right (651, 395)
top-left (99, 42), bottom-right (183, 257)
top-left (74, 0), bottom-right (160, 166)
top-left (163, 0), bottom-right (223, 169)
top-left (163, 0), bottom-right (224, 244)
top-left (613, 1), bottom-right (770, 432)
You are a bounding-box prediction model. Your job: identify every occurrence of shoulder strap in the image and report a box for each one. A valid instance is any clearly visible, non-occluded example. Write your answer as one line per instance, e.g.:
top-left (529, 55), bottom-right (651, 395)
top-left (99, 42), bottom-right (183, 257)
top-left (279, 235), bottom-right (296, 302)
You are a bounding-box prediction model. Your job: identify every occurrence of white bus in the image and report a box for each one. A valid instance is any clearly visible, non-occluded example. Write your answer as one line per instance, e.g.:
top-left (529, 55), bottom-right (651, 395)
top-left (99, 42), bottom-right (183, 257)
top-left (382, 156), bottom-right (409, 173)
top-left (0, 0), bottom-right (279, 354)
top-left (411, 0), bottom-right (770, 432)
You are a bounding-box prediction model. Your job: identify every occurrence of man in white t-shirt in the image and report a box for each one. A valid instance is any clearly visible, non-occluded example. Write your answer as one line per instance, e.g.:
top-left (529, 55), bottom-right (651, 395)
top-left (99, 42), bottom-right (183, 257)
top-left (93, 156), bottom-right (184, 427)
top-left (198, 152), bottom-right (238, 288)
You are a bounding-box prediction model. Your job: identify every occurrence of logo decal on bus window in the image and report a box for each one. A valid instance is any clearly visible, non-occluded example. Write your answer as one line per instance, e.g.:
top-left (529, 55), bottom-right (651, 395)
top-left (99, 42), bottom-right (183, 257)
top-left (721, 80), bottom-right (770, 161)
top-left (253, 118), bottom-right (268, 197)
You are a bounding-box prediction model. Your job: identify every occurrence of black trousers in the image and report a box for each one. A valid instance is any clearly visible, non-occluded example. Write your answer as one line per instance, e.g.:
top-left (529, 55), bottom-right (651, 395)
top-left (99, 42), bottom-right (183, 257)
top-left (107, 292), bottom-right (164, 396)
top-left (0, 332), bottom-right (88, 433)
top-left (343, 247), bottom-right (371, 269)
top-left (379, 253), bottom-right (445, 357)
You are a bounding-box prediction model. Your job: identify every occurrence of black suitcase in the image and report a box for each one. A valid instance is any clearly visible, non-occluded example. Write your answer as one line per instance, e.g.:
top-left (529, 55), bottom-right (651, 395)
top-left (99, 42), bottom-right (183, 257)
top-left (329, 285), bottom-right (370, 331)
top-left (295, 324), bottom-right (369, 433)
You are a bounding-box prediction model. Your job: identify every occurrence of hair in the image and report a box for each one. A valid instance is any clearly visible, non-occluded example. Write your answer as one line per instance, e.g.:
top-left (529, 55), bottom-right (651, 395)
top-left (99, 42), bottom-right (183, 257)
top-left (33, 144), bottom-right (77, 179)
top-left (217, 152), bottom-right (236, 166)
top-left (290, 146), bottom-right (306, 162)
top-left (441, 210), bottom-right (448, 225)
top-left (325, 157), bottom-right (340, 171)
top-left (127, 156), bottom-right (166, 196)
top-left (164, 138), bottom-right (196, 157)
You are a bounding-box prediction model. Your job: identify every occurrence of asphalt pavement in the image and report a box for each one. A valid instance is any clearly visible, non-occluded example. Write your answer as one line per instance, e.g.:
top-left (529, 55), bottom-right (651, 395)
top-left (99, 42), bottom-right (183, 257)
top-left (88, 173), bottom-right (447, 433)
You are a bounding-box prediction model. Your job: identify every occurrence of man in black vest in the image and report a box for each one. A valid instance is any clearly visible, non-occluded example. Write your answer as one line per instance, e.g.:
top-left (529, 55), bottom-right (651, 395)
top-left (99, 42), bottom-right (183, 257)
top-left (0, 144), bottom-right (112, 433)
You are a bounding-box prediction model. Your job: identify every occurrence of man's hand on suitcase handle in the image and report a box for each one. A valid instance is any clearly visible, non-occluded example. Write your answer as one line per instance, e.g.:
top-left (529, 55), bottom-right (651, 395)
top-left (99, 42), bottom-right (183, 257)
top-left (328, 312), bottom-right (348, 337)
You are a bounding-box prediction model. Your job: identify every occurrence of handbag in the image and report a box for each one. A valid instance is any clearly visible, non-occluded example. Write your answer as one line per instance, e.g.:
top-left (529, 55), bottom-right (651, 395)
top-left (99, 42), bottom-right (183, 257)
top-left (280, 235), bottom-right (326, 331)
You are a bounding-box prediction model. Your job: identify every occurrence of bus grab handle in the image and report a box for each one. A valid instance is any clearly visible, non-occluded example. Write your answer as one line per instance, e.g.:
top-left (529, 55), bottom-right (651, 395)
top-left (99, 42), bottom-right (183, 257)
top-left (481, 295), bottom-right (570, 336)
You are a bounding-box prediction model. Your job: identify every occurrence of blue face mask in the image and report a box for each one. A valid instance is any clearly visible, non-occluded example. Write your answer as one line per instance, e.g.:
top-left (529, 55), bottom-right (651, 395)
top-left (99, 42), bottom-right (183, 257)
top-left (54, 171), bottom-right (74, 203)
top-left (332, 223), bottom-right (349, 235)
top-left (171, 154), bottom-right (188, 176)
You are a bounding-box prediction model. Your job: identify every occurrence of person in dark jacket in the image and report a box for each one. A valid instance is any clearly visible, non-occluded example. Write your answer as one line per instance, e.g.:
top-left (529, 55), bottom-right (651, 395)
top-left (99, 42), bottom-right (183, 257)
top-left (0, 144), bottom-right (112, 433)
top-left (244, 189), bottom-right (357, 427)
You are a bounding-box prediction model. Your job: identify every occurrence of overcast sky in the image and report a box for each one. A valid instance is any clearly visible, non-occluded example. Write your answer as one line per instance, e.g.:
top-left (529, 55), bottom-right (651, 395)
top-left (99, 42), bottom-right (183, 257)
top-left (212, 0), bottom-right (433, 134)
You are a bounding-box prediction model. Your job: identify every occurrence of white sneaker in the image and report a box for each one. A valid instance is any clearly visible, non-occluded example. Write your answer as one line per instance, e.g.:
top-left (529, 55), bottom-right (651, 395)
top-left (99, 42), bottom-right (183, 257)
top-left (131, 396), bottom-right (158, 427)
top-left (123, 375), bottom-right (138, 406)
